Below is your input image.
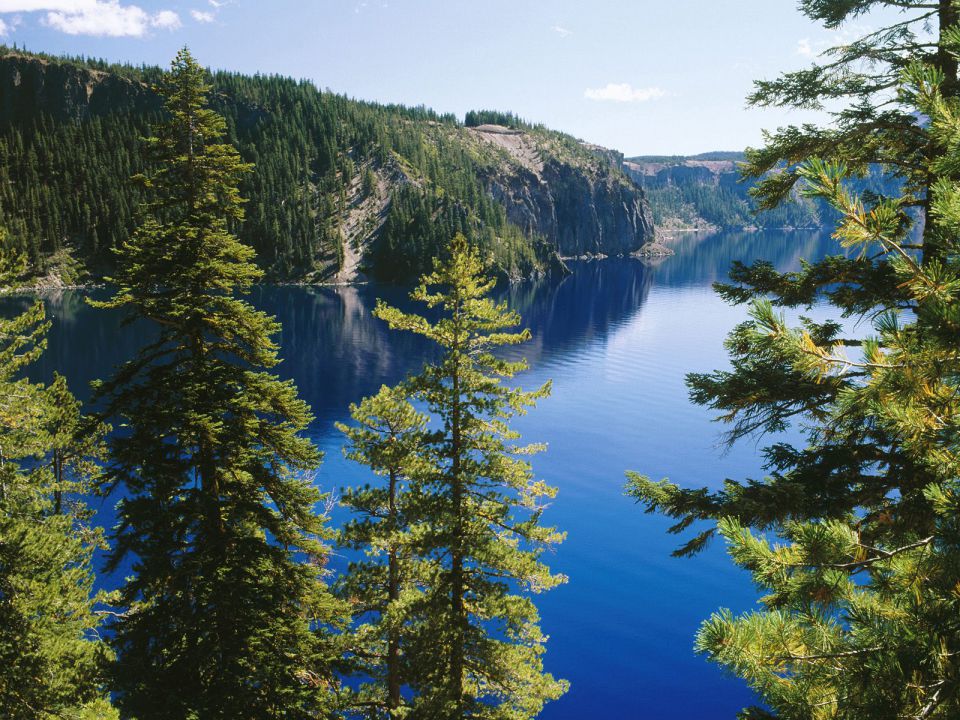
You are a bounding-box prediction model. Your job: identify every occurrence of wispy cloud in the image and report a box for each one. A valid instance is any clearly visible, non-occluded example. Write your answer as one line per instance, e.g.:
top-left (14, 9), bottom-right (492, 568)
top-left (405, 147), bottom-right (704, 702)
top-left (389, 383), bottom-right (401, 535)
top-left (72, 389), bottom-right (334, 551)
top-left (0, 1), bottom-right (182, 37)
top-left (551, 24), bottom-right (571, 38)
top-left (0, 13), bottom-right (20, 33)
top-left (796, 25), bottom-right (874, 59)
top-left (584, 83), bottom-right (666, 103)
top-left (191, 0), bottom-right (233, 24)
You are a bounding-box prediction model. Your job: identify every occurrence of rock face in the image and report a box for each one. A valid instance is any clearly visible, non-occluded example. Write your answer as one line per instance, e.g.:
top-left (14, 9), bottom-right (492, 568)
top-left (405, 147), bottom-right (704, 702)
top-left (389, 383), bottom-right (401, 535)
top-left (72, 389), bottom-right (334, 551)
top-left (621, 152), bottom-right (899, 231)
top-left (468, 126), bottom-right (655, 256)
top-left (0, 53), bottom-right (155, 124)
top-left (623, 157), bottom-right (741, 188)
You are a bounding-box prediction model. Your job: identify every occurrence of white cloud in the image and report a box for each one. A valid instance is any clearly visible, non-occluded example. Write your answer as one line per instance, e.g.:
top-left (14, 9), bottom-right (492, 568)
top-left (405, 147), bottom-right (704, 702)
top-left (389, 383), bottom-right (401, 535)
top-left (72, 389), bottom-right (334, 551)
top-left (190, 8), bottom-right (213, 22)
top-left (796, 25), bottom-right (875, 60)
top-left (551, 24), bottom-right (571, 38)
top-left (0, 1), bottom-right (181, 37)
top-left (0, 13), bottom-right (21, 32)
top-left (584, 83), bottom-right (666, 103)
top-left (208, 0), bottom-right (227, 6)
top-left (151, 8), bottom-right (179, 29)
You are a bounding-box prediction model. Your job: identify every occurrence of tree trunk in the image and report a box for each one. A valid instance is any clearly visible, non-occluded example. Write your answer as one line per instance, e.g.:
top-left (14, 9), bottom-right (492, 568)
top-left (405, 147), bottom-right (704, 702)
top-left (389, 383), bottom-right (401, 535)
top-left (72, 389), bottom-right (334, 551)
top-left (450, 347), bottom-right (465, 714)
top-left (53, 450), bottom-right (63, 515)
top-left (938, 0), bottom-right (959, 99)
top-left (387, 467), bottom-right (401, 715)
top-left (925, 0), bottom-right (960, 264)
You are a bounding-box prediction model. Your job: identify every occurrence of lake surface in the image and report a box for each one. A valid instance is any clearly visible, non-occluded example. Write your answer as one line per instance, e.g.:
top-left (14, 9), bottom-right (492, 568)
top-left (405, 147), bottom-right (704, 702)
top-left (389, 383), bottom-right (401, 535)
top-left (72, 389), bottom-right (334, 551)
top-left (9, 229), bottom-right (843, 718)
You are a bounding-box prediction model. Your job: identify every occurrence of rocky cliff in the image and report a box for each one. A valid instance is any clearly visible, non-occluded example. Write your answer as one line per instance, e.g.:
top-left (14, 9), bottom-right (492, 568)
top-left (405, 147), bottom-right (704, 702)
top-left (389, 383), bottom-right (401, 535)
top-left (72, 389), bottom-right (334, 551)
top-left (468, 125), bottom-right (653, 257)
top-left (0, 52), bottom-right (156, 123)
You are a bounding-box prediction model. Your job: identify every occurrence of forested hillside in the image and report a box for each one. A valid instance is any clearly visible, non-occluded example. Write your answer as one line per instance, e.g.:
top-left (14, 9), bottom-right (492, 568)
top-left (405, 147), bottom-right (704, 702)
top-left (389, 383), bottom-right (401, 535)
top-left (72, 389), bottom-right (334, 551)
top-left (0, 48), bottom-right (652, 283)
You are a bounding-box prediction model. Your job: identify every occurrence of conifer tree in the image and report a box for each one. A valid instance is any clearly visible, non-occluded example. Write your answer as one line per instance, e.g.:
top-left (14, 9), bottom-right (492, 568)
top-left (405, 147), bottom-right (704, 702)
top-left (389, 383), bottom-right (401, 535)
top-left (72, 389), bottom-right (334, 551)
top-left (629, 4), bottom-right (960, 718)
top-left (92, 48), bottom-right (343, 719)
top-left (743, 0), bottom-right (960, 247)
top-left (367, 234), bottom-right (568, 719)
top-left (0, 243), bottom-right (116, 719)
top-left (336, 384), bottom-right (432, 718)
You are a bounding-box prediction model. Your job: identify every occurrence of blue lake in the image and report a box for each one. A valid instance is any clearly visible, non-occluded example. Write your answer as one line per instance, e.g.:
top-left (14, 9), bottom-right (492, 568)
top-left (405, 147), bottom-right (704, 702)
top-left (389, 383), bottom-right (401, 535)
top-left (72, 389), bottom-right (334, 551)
top-left (10, 229), bottom-right (843, 718)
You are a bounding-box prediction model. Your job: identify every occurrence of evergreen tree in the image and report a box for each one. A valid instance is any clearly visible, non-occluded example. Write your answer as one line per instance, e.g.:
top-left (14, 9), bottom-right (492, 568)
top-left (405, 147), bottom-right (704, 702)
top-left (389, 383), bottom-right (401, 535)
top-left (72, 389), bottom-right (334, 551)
top-left (742, 0), bottom-right (959, 252)
top-left (629, 4), bottom-right (960, 718)
top-left (92, 48), bottom-right (343, 719)
top-left (0, 243), bottom-right (116, 719)
top-left (336, 384), bottom-right (432, 718)
top-left (367, 234), bottom-right (568, 719)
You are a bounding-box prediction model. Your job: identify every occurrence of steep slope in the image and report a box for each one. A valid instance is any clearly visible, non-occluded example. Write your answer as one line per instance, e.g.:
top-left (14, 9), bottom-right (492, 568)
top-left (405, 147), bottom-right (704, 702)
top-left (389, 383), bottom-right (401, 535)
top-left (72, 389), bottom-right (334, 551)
top-left (467, 125), bottom-right (653, 257)
top-left (0, 49), bottom-right (653, 283)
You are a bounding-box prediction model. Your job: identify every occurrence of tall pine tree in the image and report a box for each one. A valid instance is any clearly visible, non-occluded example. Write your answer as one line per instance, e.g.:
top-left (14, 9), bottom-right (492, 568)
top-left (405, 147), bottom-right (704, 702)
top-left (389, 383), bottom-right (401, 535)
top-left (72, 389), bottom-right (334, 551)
top-left (630, 3), bottom-right (960, 718)
top-left (361, 234), bottom-right (568, 719)
top-left (93, 48), bottom-right (343, 719)
top-left (336, 384), bottom-right (433, 718)
top-left (0, 241), bottom-right (116, 719)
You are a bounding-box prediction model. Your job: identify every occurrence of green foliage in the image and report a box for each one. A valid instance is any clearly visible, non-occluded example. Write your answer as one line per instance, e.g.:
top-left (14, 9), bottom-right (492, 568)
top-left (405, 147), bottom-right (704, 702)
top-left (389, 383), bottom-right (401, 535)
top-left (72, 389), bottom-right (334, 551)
top-left (340, 235), bottom-right (568, 718)
top-left (336, 384), bottom-right (434, 718)
top-left (464, 110), bottom-right (533, 129)
top-left (92, 48), bottom-right (343, 719)
top-left (371, 184), bottom-right (548, 282)
top-left (0, 48), bottom-right (571, 282)
top-left (629, 3), bottom-right (960, 718)
top-left (0, 244), bottom-right (116, 719)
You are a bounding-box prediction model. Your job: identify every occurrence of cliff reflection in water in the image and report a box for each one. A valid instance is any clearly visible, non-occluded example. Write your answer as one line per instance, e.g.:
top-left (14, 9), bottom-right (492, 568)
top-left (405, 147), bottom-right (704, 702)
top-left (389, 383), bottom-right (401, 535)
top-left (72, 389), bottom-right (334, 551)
top-left (0, 228), bottom-right (848, 720)
top-left (12, 228), bottom-right (840, 425)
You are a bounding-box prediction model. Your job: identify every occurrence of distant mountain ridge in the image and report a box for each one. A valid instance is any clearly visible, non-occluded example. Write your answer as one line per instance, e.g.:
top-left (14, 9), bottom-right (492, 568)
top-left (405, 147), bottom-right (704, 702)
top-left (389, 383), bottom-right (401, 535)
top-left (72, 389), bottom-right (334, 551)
top-left (0, 48), bottom-right (653, 284)
top-left (623, 151), bottom-right (824, 230)
top-left (623, 151), bottom-right (902, 232)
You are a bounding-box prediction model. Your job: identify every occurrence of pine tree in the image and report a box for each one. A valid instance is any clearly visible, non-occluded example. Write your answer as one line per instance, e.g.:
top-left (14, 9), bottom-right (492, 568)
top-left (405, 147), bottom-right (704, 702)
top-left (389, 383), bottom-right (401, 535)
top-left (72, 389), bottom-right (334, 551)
top-left (92, 48), bottom-right (343, 719)
top-left (367, 234), bottom-right (568, 719)
top-left (0, 243), bottom-right (116, 719)
top-left (629, 5), bottom-right (960, 718)
top-left (742, 0), bottom-right (960, 255)
top-left (336, 384), bottom-right (433, 718)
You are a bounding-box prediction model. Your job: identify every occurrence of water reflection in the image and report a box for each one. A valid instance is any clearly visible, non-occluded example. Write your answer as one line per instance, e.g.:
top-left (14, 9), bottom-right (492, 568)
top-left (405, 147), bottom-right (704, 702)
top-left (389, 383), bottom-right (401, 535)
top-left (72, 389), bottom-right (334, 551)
top-left (1, 228), bottom-right (845, 720)
top-left (12, 228), bottom-right (837, 409)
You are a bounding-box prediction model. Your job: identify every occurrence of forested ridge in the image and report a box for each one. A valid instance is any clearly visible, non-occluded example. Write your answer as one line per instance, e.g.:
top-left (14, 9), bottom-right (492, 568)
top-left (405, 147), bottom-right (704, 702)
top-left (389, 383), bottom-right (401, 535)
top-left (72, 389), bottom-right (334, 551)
top-left (0, 47), bottom-right (649, 284)
top-left (624, 151), bottom-right (901, 231)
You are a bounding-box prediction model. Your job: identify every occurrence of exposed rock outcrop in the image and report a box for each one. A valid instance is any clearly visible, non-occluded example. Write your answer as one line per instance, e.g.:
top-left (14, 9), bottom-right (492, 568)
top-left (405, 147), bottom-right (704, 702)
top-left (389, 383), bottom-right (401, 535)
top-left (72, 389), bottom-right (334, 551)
top-left (0, 52), bottom-right (156, 123)
top-left (469, 125), bottom-right (655, 257)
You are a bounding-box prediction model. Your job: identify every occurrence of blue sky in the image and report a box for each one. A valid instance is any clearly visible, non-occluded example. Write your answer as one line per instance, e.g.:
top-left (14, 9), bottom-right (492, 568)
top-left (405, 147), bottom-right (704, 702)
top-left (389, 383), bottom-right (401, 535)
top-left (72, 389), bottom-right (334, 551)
top-left (0, 1), bottom-right (863, 155)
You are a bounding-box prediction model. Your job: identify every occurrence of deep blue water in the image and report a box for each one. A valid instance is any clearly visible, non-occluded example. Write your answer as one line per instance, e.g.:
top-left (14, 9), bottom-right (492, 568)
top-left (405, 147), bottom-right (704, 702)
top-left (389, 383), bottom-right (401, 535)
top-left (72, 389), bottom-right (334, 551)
top-left (8, 229), bottom-right (843, 718)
